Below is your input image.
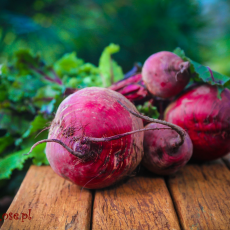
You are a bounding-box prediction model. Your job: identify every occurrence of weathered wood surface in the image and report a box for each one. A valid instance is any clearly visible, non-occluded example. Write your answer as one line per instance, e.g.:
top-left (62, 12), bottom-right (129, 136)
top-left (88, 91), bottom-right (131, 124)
top-left (1, 166), bottom-right (93, 230)
top-left (3, 160), bottom-right (230, 230)
top-left (167, 160), bottom-right (230, 230)
top-left (92, 172), bottom-right (181, 230)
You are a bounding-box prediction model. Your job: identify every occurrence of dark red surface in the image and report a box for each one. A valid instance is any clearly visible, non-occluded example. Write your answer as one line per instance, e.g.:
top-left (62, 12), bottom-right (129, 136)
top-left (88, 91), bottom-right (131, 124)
top-left (142, 123), bottom-right (193, 175)
top-left (165, 84), bottom-right (230, 161)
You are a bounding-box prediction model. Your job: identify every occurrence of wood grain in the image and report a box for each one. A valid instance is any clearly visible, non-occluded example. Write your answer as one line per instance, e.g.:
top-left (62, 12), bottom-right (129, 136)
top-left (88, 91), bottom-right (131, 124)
top-left (92, 173), bottom-right (181, 230)
top-left (223, 153), bottom-right (230, 169)
top-left (1, 166), bottom-right (93, 230)
top-left (167, 160), bottom-right (230, 230)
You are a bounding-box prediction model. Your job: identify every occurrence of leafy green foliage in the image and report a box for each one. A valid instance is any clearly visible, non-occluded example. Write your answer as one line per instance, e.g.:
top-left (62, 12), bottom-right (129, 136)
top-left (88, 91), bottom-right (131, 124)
top-left (54, 52), bottom-right (84, 76)
top-left (0, 44), bottom-right (122, 181)
top-left (99, 44), bottom-right (123, 87)
top-left (137, 102), bottom-right (160, 119)
top-left (174, 47), bottom-right (230, 98)
top-left (0, 135), bottom-right (14, 154)
top-left (0, 144), bottom-right (47, 180)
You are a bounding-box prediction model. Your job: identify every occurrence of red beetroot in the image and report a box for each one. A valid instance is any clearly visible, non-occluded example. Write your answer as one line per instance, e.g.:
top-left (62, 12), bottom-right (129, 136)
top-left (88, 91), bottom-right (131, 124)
top-left (164, 84), bottom-right (230, 161)
top-left (109, 73), bottom-right (151, 103)
top-left (35, 87), bottom-right (145, 189)
top-left (142, 123), bottom-right (193, 175)
top-left (142, 51), bottom-right (190, 99)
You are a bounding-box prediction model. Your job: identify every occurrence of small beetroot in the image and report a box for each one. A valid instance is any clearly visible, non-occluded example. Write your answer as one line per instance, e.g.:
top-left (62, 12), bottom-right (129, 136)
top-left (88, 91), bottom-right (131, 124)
top-left (165, 84), bottom-right (230, 161)
top-left (142, 51), bottom-right (190, 99)
top-left (142, 123), bottom-right (193, 175)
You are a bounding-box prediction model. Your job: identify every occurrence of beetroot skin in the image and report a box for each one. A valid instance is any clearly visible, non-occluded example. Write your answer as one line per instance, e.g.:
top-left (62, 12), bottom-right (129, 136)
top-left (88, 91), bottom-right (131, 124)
top-left (142, 123), bottom-right (193, 175)
top-left (165, 84), bottom-right (230, 161)
top-left (109, 73), bottom-right (151, 103)
top-left (45, 87), bottom-right (144, 189)
top-left (142, 51), bottom-right (190, 99)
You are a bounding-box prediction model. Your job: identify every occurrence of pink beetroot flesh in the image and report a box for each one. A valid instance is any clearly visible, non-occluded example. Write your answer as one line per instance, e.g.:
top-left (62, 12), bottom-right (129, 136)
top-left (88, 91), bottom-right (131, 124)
top-left (46, 87), bottom-right (144, 189)
top-left (142, 51), bottom-right (190, 98)
top-left (165, 84), bottom-right (230, 161)
top-left (142, 123), bottom-right (193, 175)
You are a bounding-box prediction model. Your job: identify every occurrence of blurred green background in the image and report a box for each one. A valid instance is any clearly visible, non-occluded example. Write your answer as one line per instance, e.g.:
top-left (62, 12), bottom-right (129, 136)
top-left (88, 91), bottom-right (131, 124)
top-left (1, 0), bottom-right (230, 74)
top-left (1, 0), bottom-right (230, 219)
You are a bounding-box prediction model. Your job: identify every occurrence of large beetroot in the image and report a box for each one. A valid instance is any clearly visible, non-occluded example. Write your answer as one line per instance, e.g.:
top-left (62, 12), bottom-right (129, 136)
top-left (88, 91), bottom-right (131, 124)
top-left (31, 87), bottom-right (145, 189)
top-left (142, 51), bottom-right (190, 98)
top-left (165, 84), bottom-right (230, 161)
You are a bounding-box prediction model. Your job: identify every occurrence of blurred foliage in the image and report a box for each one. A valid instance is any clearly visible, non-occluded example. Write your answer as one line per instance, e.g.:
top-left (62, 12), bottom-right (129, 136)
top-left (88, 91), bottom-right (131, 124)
top-left (0, 0), bottom-right (210, 72)
top-left (196, 0), bottom-right (230, 76)
top-left (0, 45), bottom-right (122, 188)
top-left (137, 102), bottom-right (160, 119)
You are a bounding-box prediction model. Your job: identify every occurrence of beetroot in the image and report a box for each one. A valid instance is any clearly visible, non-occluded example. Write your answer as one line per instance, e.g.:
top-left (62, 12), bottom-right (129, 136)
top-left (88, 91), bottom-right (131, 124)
top-left (164, 84), bottom-right (230, 161)
top-left (142, 123), bottom-right (193, 175)
top-left (30, 87), bottom-right (146, 189)
top-left (142, 51), bottom-right (190, 99)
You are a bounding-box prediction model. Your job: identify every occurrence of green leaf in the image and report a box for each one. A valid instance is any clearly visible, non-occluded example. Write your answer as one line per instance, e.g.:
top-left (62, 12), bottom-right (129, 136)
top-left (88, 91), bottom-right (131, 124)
top-left (173, 47), bottom-right (186, 60)
top-left (33, 84), bottom-right (65, 112)
top-left (0, 143), bottom-right (48, 180)
top-left (137, 102), bottom-right (160, 119)
top-left (7, 75), bottom-right (44, 103)
top-left (0, 109), bottom-right (30, 135)
top-left (189, 60), bottom-right (230, 86)
top-left (0, 147), bottom-right (31, 179)
top-left (99, 43), bottom-right (123, 87)
top-left (22, 115), bottom-right (48, 139)
top-left (54, 52), bottom-right (84, 76)
top-left (173, 47), bottom-right (230, 97)
top-left (34, 84), bottom-right (63, 100)
top-left (15, 49), bottom-right (41, 75)
top-left (0, 83), bottom-right (8, 102)
top-left (0, 135), bottom-right (14, 154)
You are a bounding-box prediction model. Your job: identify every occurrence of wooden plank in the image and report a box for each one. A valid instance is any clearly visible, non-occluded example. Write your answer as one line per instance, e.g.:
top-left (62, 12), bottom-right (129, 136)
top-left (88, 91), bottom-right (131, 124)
top-left (167, 160), bottom-right (230, 230)
top-left (223, 153), bottom-right (230, 169)
top-left (92, 172), bottom-right (181, 230)
top-left (1, 165), bottom-right (93, 230)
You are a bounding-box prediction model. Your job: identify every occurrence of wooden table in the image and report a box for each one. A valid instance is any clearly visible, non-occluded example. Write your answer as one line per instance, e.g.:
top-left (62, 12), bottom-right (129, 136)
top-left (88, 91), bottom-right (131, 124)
top-left (2, 154), bottom-right (230, 230)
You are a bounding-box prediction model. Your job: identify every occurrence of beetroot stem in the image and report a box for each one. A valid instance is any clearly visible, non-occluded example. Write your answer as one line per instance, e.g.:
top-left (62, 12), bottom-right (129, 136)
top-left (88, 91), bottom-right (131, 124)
top-left (25, 127), bottom-right (171, 158)
top-left (24, 139), bottom-right (85, 158)
top-left (117, 100), bottom-right (186, 146)
top-left (86, 127), bottom-right (171, 142)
